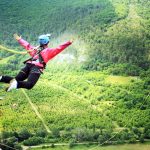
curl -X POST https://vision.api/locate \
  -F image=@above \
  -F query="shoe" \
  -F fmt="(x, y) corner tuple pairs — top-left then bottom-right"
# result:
(6, 79), (18, 92)
(0, 76), (2, 81)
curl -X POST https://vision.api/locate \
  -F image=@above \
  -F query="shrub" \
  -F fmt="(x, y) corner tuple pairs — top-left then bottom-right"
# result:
(18, 129), (31, 141)
(51, 143), (55, 148)
(23, 136), (44, 146)
(69, 139), (76, 148)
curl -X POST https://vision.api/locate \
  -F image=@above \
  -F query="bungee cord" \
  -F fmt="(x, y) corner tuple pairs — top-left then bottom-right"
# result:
(0, 45), (34, 55)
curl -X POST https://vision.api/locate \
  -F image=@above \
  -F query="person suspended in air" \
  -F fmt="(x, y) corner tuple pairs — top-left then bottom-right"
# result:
(0, 34), (73, 91)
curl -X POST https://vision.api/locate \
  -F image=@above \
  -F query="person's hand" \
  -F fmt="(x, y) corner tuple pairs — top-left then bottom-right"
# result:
(14, 33), (21, 41)
(70, 38), (75, 43)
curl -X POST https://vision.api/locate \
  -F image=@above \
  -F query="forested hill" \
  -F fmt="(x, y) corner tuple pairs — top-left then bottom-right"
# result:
(0, 0), (150, 69)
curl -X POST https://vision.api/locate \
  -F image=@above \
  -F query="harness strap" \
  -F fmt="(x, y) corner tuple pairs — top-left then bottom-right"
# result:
(23, 47), (46, 69)
(38, 53), (46, 69)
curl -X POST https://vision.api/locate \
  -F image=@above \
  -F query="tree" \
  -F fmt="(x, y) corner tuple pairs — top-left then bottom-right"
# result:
(139, 134), (145, 143)
(36, 130), (47, 138)
(52, 128), (60, 138)
(23, 136), (44, 146)
(18, 129), (31, 141)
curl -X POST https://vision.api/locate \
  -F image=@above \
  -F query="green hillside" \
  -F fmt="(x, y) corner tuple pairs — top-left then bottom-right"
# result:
(1, 69), (149, 131)
(0, 0), (150, 149)
(0, 0), (150, 66)
(0, 63), (150, 149)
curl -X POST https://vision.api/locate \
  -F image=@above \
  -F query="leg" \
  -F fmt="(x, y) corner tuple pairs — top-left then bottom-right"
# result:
(17, 73), (41, 89)
(15, 64), (30, 81)
(6, 65), (41, 91)
(0, 75), (13, 83)
(0, 64), (29, 83)
(17, 64), (41, 89)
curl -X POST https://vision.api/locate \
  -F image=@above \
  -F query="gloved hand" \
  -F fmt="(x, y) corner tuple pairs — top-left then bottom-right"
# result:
(14, 33), (21, 41)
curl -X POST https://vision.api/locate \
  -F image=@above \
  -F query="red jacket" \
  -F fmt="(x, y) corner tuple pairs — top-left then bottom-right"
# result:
(18, 38), (72, 68)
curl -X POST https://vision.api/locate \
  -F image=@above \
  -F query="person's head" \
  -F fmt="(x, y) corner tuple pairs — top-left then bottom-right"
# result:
(38, 34), (51, 47)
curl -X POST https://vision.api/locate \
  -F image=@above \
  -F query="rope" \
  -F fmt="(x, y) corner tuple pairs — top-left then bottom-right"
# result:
(89, 92), (150, 150)
(21, 89), (51, 133)
(0, 45), (27, 55)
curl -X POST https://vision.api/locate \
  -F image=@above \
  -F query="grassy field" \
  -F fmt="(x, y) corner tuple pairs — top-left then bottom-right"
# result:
(105, 75), (138, 85)
(31, 143), (150, 150)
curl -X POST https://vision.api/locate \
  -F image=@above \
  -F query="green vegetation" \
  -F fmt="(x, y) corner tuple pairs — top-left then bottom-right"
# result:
(0, 0), (150, 149)
(31, 143), (150, 150)
(0, 0), (150, 67)
(0, 64), (150, 149)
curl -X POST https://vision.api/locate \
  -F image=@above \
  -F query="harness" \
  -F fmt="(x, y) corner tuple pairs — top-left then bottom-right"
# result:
(23, 47), (46, 69)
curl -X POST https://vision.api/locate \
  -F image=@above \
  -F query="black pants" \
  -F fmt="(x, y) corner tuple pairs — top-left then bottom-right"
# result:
(0, 63), (41, 89)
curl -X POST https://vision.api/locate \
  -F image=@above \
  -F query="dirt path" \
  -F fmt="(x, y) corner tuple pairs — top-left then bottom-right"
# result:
(22, 142), (98, 150)
(21, 89), (51, 133)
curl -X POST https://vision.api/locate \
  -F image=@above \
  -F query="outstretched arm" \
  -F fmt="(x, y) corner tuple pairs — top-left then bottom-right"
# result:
(14, 33), (37, 56)
(47, 40), (73, 60)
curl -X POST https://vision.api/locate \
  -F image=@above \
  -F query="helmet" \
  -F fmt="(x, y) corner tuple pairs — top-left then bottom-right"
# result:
(38, 34), (50, 45)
